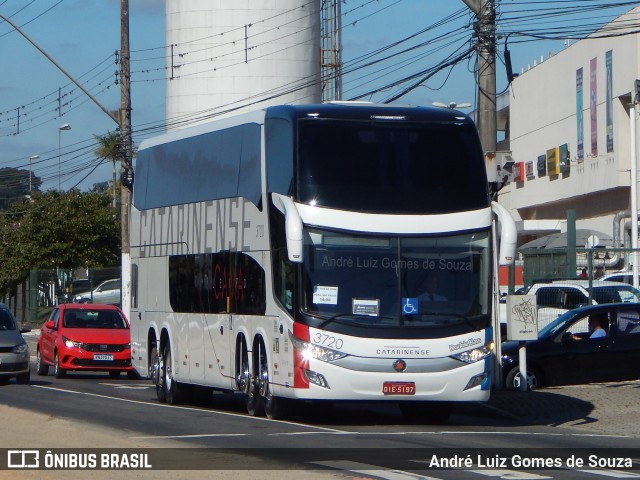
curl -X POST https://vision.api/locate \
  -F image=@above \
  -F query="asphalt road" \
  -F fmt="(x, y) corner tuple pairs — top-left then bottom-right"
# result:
(1, 331), (637, 479)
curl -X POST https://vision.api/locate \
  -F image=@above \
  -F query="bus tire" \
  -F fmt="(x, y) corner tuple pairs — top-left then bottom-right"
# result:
(399, 401), (452, 424)
(256, 338), (286, 420)
(237, 336), (263, 416)
(162, 339), (185, 405)
(151, 346), (165, 402)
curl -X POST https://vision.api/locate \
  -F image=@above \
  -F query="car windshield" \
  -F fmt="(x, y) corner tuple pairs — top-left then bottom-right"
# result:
(538, 310), (583, 339)
(64, 310), (127, 329)
(592, 285), (640, 303)
(0, 308), (17, 330)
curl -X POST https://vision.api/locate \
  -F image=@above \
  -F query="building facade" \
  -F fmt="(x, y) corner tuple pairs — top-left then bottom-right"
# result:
(498, 7), (640, 249)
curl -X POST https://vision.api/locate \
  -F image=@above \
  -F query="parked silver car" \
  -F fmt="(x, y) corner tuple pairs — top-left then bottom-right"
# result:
(74, 279), (121, 306)
(0, 303), (30, 384)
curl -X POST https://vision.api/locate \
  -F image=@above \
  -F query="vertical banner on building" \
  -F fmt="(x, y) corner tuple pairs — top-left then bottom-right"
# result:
(559, 144), (570, 173)
(537, 154), (547, 176)
(606, 50), (613, 152)
(576, 68), (584, 160)
(546, 147), (559, 176)
(590, 57), (598, 156)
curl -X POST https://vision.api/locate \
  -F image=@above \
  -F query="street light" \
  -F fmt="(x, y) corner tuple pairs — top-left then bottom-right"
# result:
(58, 123), (71, 191)
(28, 155), (39, 193)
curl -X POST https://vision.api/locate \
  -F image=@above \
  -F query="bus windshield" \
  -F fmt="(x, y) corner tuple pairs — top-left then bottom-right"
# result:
(300, 227), (491, 333)
(296, 119), (489, 214)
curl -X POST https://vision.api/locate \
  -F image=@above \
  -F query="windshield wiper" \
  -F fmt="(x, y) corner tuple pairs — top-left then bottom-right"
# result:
(416, 311), (482, 333)
(311, 312), (396, 329)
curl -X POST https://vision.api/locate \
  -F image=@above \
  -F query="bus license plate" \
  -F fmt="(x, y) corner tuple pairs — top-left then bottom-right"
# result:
(93, 354), (114, 361)
(382, 382), (415, 395)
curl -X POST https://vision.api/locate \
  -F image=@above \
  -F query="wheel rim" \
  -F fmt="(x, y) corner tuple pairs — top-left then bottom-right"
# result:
(236, 341), (252, 396)
(514, 370), (538, 390)
(54, 353), (59, 375)
(150, 348), (161, 385)
(164, 348), (173, 392)
(36, 350), (41, 371)
(257, 341), (269, 399)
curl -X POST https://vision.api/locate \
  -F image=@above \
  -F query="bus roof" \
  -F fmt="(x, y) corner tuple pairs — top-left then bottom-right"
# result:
(138, 102), (474, 152)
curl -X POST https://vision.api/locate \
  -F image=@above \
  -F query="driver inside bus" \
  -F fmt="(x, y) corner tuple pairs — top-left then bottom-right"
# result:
(419, 273), (448, 302)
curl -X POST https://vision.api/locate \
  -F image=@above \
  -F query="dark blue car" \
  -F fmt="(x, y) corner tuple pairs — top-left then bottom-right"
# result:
(501, 303), (640, 390)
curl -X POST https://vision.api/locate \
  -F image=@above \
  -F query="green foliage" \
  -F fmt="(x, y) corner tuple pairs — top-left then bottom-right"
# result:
(0, 190), (120, 294)
(0, 166), (43, 210)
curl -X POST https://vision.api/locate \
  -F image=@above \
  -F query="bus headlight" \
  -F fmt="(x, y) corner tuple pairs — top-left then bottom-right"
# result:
(450, 341), (494, 364)
(289, 331), (348, 363)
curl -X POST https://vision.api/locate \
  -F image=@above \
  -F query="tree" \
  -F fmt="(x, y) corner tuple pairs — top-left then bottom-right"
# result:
(94, 131), (122, 210)
(0, 167), (43, 210)
(0, 190), (120, 296)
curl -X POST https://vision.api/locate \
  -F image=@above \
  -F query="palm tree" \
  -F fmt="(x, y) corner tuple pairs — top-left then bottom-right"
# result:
(94, 131), (121, 209)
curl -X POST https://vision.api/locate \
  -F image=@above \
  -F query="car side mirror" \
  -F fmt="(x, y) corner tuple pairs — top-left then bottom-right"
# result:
(44, 320), (55, 329)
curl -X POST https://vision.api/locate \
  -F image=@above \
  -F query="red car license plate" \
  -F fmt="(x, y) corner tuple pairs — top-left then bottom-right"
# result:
(382, 382), (415, 395)
(93, 354), (114, 361)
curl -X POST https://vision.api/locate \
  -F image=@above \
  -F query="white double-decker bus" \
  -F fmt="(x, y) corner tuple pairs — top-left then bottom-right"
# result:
(130, 103), (516, 421)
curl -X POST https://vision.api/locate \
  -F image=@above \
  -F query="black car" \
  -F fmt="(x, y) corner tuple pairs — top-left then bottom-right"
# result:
(501, 303), (640, 390)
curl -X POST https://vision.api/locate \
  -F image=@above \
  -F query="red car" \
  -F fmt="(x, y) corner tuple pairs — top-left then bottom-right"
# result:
(36, 304), (136, 379)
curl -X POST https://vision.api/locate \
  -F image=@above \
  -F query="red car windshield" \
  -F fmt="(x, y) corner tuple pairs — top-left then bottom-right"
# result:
(64, 310), (127, 329)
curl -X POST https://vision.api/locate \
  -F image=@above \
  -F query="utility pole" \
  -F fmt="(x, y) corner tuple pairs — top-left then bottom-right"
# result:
(120, 0), (133, 320)
(462, 0), (497, 154)
(320, 0), (342, 101)
(0, 11), (128, 321)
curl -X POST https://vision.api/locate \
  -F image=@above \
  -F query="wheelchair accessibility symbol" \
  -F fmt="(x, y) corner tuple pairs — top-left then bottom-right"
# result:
(402, 298), (418, 314)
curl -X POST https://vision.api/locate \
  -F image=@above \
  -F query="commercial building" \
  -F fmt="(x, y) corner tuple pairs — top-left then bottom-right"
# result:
(498, 7), (640, 251)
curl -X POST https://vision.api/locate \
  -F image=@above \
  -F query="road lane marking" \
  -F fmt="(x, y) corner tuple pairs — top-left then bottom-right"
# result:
(30, 384), (347, 433)
(469, 470), (551, 479)
(98, 382), (154, 390)
(577, 470), (640, 478)
(312, 461), (441, 480)
(26, 386), (631, 440)
(131, 433), (250, 439)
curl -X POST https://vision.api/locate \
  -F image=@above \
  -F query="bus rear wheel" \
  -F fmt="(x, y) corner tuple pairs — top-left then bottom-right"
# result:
(236, 336), (263, 416)
(151, 346), (165, 402)
(256, 338), (285, 420)
(161, 339), (185, 405)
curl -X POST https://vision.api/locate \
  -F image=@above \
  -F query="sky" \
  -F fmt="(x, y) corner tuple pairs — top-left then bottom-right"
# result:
(1, 0), (638, 193)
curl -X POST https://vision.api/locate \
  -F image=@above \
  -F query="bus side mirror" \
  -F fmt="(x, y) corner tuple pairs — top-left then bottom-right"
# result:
(272, 193), (304, 263)
(492, 201), (517, 266)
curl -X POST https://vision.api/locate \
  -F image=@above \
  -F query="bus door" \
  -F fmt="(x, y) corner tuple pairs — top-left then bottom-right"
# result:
(202, 312), (235, 389)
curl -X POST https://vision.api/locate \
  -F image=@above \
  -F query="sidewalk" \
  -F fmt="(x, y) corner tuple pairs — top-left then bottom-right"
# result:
(476, 380), (640, 436)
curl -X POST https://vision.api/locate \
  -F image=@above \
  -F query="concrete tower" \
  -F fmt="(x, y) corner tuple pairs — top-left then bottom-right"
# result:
(165, 1), (321, 124)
